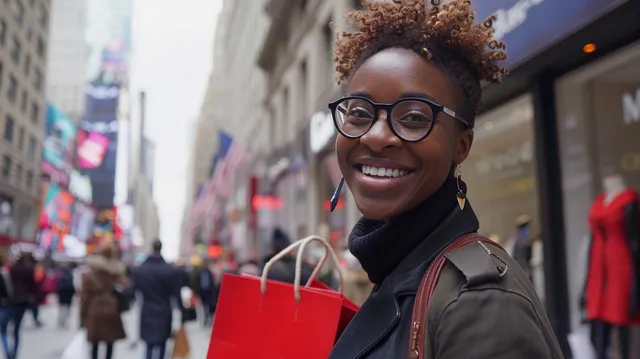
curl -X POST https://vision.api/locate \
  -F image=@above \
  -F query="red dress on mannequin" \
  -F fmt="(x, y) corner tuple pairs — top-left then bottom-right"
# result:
(586, 189), (640, 325)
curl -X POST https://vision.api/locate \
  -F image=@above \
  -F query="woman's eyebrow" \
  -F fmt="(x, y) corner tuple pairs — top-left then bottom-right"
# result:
(347, 91), (436, 102)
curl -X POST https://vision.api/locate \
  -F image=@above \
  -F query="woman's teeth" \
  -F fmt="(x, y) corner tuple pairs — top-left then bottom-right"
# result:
(360, 165), (409, 178)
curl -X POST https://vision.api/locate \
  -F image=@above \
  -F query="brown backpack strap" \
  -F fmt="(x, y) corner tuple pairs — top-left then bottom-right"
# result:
(407, 233), (507, 359)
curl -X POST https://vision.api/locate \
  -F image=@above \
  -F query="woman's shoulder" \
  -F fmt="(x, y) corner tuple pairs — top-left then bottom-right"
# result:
(421, 242), (563, 357)
(428, 241), (546, 323)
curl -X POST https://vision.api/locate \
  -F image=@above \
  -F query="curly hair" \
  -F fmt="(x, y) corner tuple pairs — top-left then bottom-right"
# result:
(334, 0), (509, 126)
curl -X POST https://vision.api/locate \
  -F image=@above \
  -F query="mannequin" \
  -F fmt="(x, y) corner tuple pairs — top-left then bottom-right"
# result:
(584, 173), (640, 359)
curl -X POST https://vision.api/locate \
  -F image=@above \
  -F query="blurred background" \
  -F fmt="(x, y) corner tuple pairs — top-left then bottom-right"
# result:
(0, 0), (639, 357)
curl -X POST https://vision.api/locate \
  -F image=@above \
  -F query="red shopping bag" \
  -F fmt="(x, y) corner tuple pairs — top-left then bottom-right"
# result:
(207, 236), (359, 359)
(309, 279), (359, 340)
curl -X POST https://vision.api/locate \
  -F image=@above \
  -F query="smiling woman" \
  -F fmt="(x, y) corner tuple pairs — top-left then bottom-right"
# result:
(326, 1), (564, 359)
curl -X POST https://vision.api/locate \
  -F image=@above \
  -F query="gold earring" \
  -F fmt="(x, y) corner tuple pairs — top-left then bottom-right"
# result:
(455, 165), (466, 210)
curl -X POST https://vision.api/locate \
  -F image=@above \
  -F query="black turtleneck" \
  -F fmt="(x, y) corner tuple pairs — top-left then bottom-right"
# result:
(348, 176), (459, 284)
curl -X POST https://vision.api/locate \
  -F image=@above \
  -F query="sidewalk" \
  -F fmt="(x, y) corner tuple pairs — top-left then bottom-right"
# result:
(20, 299), (211, 359)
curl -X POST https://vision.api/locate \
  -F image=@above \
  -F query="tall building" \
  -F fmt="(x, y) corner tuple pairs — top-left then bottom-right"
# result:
(46, 0), (87, 123)
(253, 0), (363, 253)
(179, 2), (233, 258)
(0, 0), (52, 239)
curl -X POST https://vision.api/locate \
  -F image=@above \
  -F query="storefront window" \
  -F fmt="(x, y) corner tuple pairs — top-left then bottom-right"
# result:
(556, 41), (640, 334)
(465, 95), (544, 300)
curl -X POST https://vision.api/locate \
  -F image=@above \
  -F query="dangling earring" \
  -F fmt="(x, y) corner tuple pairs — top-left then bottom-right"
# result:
(330, 177), (345, 212)
(455, 165), (466, 210)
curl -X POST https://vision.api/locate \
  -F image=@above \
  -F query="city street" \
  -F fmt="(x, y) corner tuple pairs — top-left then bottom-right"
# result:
(19, 299), (211, 359)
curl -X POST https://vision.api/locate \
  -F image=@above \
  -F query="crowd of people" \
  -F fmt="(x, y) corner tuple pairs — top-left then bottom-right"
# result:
(0, 226), (323, 359)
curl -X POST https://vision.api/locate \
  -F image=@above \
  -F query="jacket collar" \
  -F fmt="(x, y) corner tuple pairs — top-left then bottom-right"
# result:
(144, 252), (165, 264)
(389, 203), (479, 295)
(329, 204), (479, 359)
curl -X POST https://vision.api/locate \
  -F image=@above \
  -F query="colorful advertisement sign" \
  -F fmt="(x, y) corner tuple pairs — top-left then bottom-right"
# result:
(77, 130), (110, 169)
(39, 183), (74, 251)
(79, 83), (120, 209)
(43, 105), (77, 169)
(42, 105), (77, 186)
(69, 201), (96, 243)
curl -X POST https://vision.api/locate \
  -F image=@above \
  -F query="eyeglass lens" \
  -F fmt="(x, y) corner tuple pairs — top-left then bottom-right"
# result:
(334, 98), (435, 141)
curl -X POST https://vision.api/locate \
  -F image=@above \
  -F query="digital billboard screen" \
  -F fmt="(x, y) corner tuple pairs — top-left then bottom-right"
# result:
(79, 83), (120, 209)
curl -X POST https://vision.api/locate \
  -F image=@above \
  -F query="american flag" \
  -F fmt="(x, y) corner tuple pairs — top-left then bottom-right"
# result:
(213, 139), (246, 199)
(188, 132), (246, 239)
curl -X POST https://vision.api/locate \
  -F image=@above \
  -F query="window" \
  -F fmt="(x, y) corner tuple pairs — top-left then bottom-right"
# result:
(300, 59), (308, 115)
(36, 37), (44, 58)
(0, 19), (6, 46)
(20, 89), (27, 113)
(7, 75), (17, 103)
(322, 22), (333, 82)
(10, 37), (20, 64)
(30, 102), (39, 123)
(14, 164), (21, 182)
(283, 87), (290, 138)
(33, 68), (42, 91)
(25, 170), (32, 188)
(4, 115), (14, 142)
(1, 156), (10, 178)
(27, 136), (36, 158)
(12, 0), (25, 26)
(38, 4), (48, 28)
(23, 54), (30, 76)
(17, 126), (23, 150)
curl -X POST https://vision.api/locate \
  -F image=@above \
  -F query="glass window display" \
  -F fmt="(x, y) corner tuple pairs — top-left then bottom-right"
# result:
(464, 95), (544, 300)
(556, 40), (640, 358)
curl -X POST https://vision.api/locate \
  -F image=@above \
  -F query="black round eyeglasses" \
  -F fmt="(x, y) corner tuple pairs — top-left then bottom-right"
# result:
(328, 96), (470, 142)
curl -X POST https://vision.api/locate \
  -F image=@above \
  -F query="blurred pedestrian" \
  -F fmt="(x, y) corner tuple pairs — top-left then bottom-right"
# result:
(133, 239), (184, 359)
(55, 262), (76, 328)
(5, 252), (37, 359)
(30, 259), (45, 328)
(191, 259), (216, 327)
(238, 260), (261, 277)
(0, 253), (12, 359)
(80, 244), (127, 359)
(260, 228), (312, 285)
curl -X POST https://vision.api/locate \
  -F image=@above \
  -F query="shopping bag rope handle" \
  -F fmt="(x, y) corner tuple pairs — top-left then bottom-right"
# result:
(260, 235), (344, 302)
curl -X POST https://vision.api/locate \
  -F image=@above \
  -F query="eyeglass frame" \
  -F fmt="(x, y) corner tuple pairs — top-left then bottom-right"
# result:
(328, 96), (470, 143)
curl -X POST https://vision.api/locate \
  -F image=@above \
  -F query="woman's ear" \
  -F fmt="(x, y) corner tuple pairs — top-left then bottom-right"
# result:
(453, 129), (474, 165)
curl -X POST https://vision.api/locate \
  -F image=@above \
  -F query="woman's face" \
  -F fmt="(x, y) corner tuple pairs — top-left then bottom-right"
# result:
(336, 48), (473, 220)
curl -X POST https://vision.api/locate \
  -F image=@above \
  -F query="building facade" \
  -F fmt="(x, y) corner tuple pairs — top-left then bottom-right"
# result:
(253, 0), (363, 253)
(0, 0), (51, 240)
(46, 0), (87, 123)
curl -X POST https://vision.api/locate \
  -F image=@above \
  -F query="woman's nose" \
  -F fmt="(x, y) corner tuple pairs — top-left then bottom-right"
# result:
(359, 111), (402, 152)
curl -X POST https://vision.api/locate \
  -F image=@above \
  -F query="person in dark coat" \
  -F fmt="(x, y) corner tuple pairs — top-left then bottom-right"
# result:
(56, 262), (76, 328)
(0, 253), (14, 359)
(134, 239), (184, 359)
(6, 253), (37, 359)
(261, 228), (313, 285)
(80, 244), (127, 359)
(192, 260), (216, 327)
